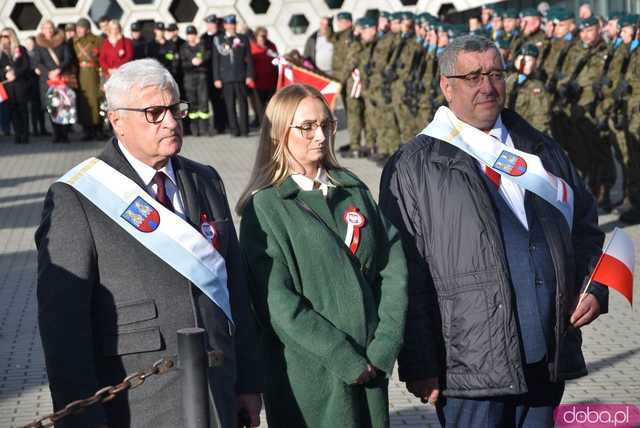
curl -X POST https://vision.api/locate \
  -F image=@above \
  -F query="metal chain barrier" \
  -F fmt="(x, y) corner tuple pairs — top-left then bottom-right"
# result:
(20, 357), (175, 428)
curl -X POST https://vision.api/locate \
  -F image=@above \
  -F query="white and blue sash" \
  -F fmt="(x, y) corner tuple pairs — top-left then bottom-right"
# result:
(58, 157), (233, 322)
(421, 107), (574, 229)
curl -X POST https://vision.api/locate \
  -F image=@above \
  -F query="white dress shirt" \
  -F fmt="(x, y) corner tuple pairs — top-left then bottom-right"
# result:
(291, 167), (335, 197)
(483, 115), (528, 230)
(118, 141), (186, 219)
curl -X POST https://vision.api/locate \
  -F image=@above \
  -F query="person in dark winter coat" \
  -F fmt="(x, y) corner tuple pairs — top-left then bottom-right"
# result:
(31, 20), (74, 143)
(25, 36), (47, 136)
(237, 84), (408, 428)
(0, 28), (31, 144)
(212, 15), (255, 137)
(379, 35), (607, 428)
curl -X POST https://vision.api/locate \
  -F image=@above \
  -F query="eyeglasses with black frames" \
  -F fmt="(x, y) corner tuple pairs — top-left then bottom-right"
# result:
(445, 69), (506, 87)
(113, 101), (190, 124)
(289, 119), (337, 139)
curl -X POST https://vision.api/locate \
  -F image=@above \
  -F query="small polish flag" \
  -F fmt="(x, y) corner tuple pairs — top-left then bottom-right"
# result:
(0, 83), (8, 103)
(589, 228), (635, 305)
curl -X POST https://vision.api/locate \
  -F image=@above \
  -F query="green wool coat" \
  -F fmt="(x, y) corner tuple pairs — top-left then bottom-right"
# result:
(239, 169), (408, 428)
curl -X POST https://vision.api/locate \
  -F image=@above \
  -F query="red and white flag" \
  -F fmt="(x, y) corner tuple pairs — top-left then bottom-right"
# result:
(275, 57), (341, 110)
(590, 227), (635, 305)
(0, 83), (8, 103)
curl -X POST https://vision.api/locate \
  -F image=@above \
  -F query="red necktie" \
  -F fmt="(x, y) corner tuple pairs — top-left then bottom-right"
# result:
(152, 171), (174, 212)
(484, 166), (501, 189)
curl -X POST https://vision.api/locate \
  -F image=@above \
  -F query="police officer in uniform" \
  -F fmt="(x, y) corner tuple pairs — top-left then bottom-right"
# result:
(212, 15), (255, 137)
(181, 25), (211, 137)
(130, 21), (147, 59)
(201, 14), (227, 134)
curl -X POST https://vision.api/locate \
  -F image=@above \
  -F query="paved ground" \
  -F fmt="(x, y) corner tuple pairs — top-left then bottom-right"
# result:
(0, 130), (638, 428)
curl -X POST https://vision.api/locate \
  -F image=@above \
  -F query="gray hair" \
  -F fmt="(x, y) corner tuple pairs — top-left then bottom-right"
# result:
(437, 34), (503, 76)
(104, 59), (179, 110)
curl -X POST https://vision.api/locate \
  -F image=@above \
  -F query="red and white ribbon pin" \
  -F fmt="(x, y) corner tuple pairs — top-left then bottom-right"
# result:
(200, 212), (220, 250)
(343, 207), (365, 255)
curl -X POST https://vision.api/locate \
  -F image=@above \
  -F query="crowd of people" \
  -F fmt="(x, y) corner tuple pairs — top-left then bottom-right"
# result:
(0, 13), (279, 144)
(295, 5), (640, 226)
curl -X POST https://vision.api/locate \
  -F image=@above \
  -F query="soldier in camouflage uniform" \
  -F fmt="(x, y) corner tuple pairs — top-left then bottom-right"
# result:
(387, 12), (422, 144)
(505, 44), (552, 135)
(511, 8), (548, 70)
(498, 8), (521, 63)
(557, 16), (611, 203)
(618, 16), (640, 223)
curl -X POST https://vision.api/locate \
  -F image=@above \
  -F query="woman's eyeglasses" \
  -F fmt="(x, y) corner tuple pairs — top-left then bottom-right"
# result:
(113, 101), (189, 124)
(290, 119), (337, 139)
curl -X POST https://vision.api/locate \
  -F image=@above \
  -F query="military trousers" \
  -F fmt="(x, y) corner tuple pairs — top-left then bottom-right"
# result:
(345, 95), (365, 150)
(77, 67), (101, 127)
(222, 82), (249, 136)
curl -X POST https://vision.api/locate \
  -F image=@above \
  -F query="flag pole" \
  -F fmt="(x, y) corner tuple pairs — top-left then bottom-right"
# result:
(576, 228), (618, 309)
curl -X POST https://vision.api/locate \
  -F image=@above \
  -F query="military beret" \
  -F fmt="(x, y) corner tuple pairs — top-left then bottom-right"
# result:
(608, 11), (624, 20)
(205, 14), (217, 23)
(481, 4), (495, 11)
(520, 7), (541, 18)
(495, 38), (511, 49)
(390, 12), (403, 22)
(402, 11), (415, 21)
(519, 43), (540, 57)
(491, 6), (504, 16)
(64, 23), (76, 31)
(154, 22), (165, 30)
(380, 11), (391, 19)
(76, 18), (91, 29)
(337, 12), (353, 21)
(448, 24), (468, 39)
(552, 8), (575, 23)
(577, 15), (598, 30)
(186, 25), (198, 35)
(223, 14), (236, 24)
(618, 14), (637, 28)
(130, 22), (141, 32)
(437, 23), (449, 32)
(356, 16), (376, 29)
(501, 8), (519, 19)
(166, 23), (178, 31)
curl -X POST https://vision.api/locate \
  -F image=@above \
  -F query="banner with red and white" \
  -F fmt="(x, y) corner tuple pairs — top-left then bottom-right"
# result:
(0, 82), (8, 104)
(275, 57), (341, 110)
(590, 227), (635, 305)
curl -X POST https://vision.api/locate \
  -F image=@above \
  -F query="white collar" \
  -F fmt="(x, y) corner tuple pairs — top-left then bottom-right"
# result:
(488, 114), (509, 145)
(118, 141), (177, 187)
(291, 168), (335, 192)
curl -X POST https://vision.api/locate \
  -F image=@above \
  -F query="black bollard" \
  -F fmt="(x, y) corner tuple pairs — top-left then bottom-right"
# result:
(177, 328), (210, 428)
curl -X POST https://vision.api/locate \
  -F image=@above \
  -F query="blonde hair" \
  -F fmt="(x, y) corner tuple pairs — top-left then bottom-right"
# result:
(1, 28), (19, 58)
(236, 84), (341, 215)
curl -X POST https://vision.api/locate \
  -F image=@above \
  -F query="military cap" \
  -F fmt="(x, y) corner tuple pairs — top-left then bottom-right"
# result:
(64, 23), (76, 31)
(166, 23), (178, 31)
(552, 8), (575, 23)
(337, 12), (353, 21)
(186, 24), (198, 34)
(154, 22), (165, 30)
(130, 22), (141, 32)
(501, 8), (519, 19)
(76, 18), (91, 29)
(577, 15), (598, 30)
(364, 8), (380, 20)
(618, 14), (637, 28)
(380, 11), (391, 19)
(481, 4), (496, 11)
(356, 16), (376, 29)
(205, 14), (217, 23)
(390, 12), (403, 22)
(520, 7), (541, 18)
(448, 24), (468, 39)
(608, 11), (624, 20)
(519, 43), (540, 57)
(223, 14), (237, 24)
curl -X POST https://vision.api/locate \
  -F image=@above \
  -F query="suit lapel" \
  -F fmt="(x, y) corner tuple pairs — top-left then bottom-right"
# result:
(97, 138), (147, 189)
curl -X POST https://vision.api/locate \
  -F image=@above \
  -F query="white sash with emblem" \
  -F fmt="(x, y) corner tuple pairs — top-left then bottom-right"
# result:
(421, 106), (574, 229)
(57, 157), (233, 322)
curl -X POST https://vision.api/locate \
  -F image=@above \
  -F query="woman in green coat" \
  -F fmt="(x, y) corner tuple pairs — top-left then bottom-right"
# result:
(237, 83), (408, 428)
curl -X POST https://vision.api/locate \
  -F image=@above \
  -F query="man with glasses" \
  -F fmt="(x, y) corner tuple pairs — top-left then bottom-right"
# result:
(36, 59), (263, 428)
(380, 35), (607, 427)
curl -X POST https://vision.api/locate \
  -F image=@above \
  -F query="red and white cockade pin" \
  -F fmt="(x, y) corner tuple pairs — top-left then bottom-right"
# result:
(343, 207), (366, 255)
(200, 212), (220, 251)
